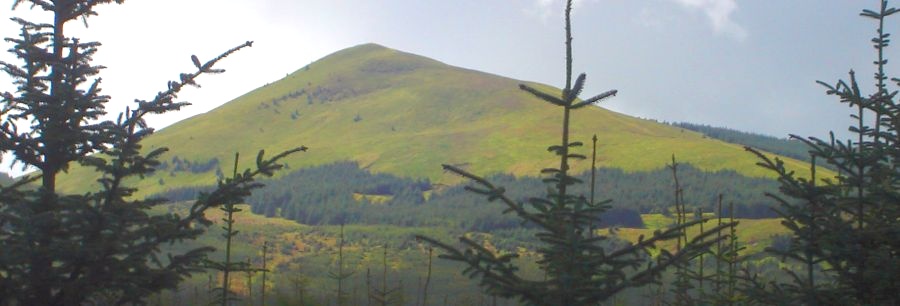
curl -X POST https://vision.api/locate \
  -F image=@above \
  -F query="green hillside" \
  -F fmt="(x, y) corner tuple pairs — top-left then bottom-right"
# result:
(152, 202), (789, 305)
(670, 122), (817, 164)
(57, 43), (820, 195)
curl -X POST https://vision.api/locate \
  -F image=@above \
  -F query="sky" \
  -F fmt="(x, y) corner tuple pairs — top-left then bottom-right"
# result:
(0, 0), (894, 175)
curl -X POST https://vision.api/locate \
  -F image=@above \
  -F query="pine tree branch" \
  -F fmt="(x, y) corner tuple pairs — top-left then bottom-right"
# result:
(519, 84), (566, 107)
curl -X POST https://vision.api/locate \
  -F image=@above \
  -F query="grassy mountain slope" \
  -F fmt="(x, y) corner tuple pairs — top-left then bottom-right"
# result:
(670, 122), (815, 163)
(57, 43), (819, 195)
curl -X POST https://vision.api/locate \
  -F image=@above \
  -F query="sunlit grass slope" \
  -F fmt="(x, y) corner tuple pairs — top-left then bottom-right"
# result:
(57, 43), (822, 195)
(613, 214), (789, 256)
(156, 203), (784, 297)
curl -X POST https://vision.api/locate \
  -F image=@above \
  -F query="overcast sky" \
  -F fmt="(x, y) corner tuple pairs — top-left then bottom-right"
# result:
(0, 0), (894, 174)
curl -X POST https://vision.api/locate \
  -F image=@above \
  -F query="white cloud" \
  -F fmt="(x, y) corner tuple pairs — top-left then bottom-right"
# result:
(671, 0), (747, 41)
(636, 7), (671, 30)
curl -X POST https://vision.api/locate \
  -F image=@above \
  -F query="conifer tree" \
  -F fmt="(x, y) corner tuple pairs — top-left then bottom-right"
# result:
(328, 223), (354, 306)
(245, 258), (255, 306)
(204, 154), (254, 306)
(416, 1), (732, 305)
(588, 134), (598, 238)
(0, 1), (304, 304)
(668, 156), (695, 306)
(724, 201), (742, 305)
(369, 243), (402, 306)
(421, 247), (434, 306)
(287, 266), (309, 305)
(745, 1), (900, 304)
(260, 240), (269, 306)
(692, 208), (705, 302)
(666, 157), (729, 306)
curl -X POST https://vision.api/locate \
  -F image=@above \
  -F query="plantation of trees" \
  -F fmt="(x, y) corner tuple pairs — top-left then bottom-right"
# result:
(156, 161), (781, 230)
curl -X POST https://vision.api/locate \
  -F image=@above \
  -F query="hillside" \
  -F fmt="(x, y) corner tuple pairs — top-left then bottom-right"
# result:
(670, 122), (816, 164)
(56, 43), (821, 195)
(154, 202), (789, 305)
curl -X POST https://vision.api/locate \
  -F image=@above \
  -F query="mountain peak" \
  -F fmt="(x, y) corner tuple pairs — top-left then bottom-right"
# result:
(349, 42), (391, 51)
(57, 42), (821, 196)
(304, 43), (445, 77)
(325, 43), (392, 58)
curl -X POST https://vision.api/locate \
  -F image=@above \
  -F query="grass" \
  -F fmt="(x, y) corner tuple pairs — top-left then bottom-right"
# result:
(160, 202), (786, 268)
(54, 43), (829, 197)
(351, 193), (392, 204)
(151, 201), (791, 305)
(608, 214), (788, 256)
(153, 202), (529, 305)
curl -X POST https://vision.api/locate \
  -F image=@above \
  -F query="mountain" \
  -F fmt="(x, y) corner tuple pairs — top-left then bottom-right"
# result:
(57, 43), (819, 195)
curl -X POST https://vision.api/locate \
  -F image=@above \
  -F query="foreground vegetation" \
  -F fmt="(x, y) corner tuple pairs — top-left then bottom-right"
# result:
(0, 1), (302, 304)
(147, 202), (790, 306)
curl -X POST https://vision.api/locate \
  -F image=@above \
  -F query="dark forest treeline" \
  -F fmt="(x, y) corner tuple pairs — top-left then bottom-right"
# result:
(154, 161), (780, 232)
(670, 122), (815, 163)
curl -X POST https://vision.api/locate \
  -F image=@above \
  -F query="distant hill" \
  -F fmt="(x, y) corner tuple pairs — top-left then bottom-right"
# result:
(55, 43), (823, 195)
